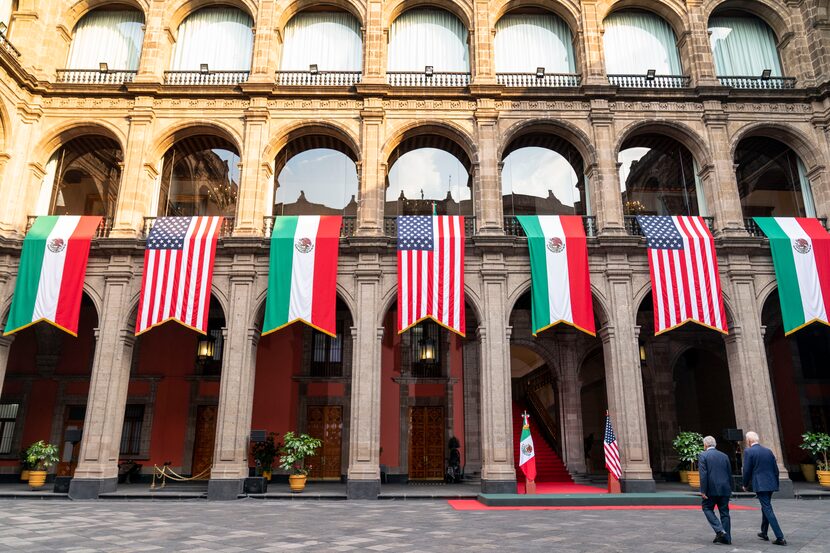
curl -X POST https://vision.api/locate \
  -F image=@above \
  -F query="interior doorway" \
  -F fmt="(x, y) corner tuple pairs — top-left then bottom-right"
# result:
(408, 406), (445, 480)
(306, 405), (343, 480)
(191, 405), (217, 478)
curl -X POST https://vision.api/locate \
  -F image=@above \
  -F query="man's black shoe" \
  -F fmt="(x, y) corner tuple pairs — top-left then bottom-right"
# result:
(758, 533), (770, 541)
(714, 532), (729, 544)
(772, 538), (787, 546)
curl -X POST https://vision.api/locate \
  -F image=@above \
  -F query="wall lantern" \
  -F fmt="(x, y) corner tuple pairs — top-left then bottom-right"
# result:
(419, 337), (437, 363)
(99, 62), (109, 73)
(309, 64), (319, 75)
(424, 65), (434, 78)
(535, 67), (545, 79)
(761, 69), (772, 80)
(196, 334), (216, 362)
(200, 63), (210, 74)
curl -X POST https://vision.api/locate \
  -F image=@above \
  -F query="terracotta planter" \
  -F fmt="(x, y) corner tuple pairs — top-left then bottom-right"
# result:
(678, 470), (689, 483)
(288, 474), (307, 493)
(28, 470), (47, 489)
(687, 470), (701, 489)
(262, 470), (272, 482)
(800, 463), (817, 483)
(818, 470), (830, 488)
(20, 469), (30, 482)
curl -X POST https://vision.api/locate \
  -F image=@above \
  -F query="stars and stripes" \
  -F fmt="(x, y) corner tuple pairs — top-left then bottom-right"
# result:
(604, 413), (622, 481)
(397, 215), (465, 336)
(136, 216), (223, 335)
(637, 216), (728, 335)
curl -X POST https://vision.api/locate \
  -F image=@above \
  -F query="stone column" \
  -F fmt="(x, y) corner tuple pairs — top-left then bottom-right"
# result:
(247, 1), (277, 83)
(110, 99), (155, 238)
(558, 335), (586, 474)
(589, 104), (626, 235)
(356, 103), (385, 236)
(69, 266), (136, 499)
(579, 1), (607, 86)
(361, 1), (385, 84)
(0, 104), (41, 236)
(474, 102), (502, 235)
(600, 272), (655, 492)
(346, 262), (384, 498)
(686, 0), (720, 86)
(702, 105), (745, 236)
(0, 335), (15, 399)
(462, 338), (482, 476)
(479, 256), (516, 493)
(208, 266), (258, 500)
(233, 102), (270, 237)
(133, 1), (166, 83)
(471, 1), (495, 84)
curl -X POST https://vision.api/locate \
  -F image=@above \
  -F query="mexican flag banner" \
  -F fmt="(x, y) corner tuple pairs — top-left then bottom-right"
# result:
(519, 412), (537, 482)
(263, 215), (342, 337)
(754, 217), (830, 334)
(5, 215), (101, 336)
(517, 215), (595, 336)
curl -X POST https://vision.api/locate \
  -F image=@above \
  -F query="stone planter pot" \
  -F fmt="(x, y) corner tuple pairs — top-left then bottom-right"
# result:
(817, 470), (830, 488)
(678, 470), (689, 483)
(687, 470), (701, 489)
(800, 463), (817, 483)
(289, 474), (307, 493)
(20, 469), (30, 482)
(28, 470), (47, 489)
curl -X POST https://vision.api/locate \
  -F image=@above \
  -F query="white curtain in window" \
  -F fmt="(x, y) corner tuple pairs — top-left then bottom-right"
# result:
(708, 16), (782, 77)
(692, 159), (709, 217)
(387, 9), (469, 72)
(171, 7), (253, 70)
(0, 0), (12, 27)
(494, 14), (575, 73)
(280, 12), (362, 71)
(603, 11), (681, 74)
(66, 10), (145, 70)
(35, 153), (59, 215)
(796, 158), (817, 217)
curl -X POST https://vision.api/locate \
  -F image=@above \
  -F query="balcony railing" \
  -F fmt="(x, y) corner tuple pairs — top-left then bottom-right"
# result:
(624, 215), (715, 236)
(0, 29), (20, 58)
(56, 69), (137, 85)
(718, 76), (796, 90)
(387, 71), (471, 87)
(264, 216), (357, 238)
(142, 217), (235, 238)
(608, 74), (691, 88)
(504, 216), (597, 238)
(163, 71), (249, 86)
(744, 217), (828, 237)
(276, 71), (361, 87)
(496, 73), (581, 87)
(26, 216), (112, 238)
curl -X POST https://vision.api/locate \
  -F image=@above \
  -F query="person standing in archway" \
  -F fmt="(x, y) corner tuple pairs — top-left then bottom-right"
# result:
(699, 436), (732, 545)
(743, 431), (787, 546)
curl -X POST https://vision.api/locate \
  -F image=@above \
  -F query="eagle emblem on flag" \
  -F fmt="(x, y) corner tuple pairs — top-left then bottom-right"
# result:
(47, 238), (66, 253)
(294, 237), (314, 254)
(793, 238), (811, 254)
(521, 443), (534, 456)
(546, 236), (564, 253)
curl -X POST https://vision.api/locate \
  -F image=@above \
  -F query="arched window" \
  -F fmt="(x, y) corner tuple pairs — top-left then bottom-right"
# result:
(157, 136), (240, 218)
(494, 13), (575, 74)
(35, 135), (122, 219)
(387, 9), (469, 73)
(65, 7), (144, 70)
(0, 0), (15, 29)
(735, 137), (816, 218)
(618, 134), (706, 216)
(603, 11), (682, 77)
(709, 14), (786, 87)
(280, 12), (362, 72)
(170, 7), (253, 72)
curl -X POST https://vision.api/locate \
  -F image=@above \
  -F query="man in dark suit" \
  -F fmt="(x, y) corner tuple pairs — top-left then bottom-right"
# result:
(699, 435), (732, 545)
(742, 431), (787, 546)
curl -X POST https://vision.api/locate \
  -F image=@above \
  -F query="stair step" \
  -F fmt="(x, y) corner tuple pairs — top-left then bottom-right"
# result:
(512, 401), (573, 483)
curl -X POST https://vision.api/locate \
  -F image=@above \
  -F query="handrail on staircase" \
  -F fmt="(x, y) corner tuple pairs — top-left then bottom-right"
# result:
(525, 389), (562, 459)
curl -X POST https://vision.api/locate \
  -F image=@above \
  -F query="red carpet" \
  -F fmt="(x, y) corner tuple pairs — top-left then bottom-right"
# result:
(513, 401), (571, 483)
(516, 482), (606, 494)
(448, 500), (759, 512)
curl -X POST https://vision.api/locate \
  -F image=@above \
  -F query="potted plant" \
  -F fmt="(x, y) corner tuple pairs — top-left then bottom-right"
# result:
(24, 441), (59, 489)
(672, 431), (704, 489)
(251, 432), (279, 481)
(676, 460), (691, 484)
(799, 456), (817, 483)
(800, 432), (830, 487)
(19, 450), (31, 482)
(278, 431), (322, 492)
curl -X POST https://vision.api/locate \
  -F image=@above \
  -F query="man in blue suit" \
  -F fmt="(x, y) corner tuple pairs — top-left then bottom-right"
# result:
(742, 431), (787, 546)
(698, 436), (732, 545)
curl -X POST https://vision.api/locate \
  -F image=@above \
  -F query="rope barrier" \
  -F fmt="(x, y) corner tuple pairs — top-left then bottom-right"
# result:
(150, 464), (211, 489)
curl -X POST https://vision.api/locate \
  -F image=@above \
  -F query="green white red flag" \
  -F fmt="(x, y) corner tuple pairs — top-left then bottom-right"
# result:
(5, 216), (101, 336)
(519, 411), (537, 482)
(754, 217), (830, 334)
(263, 215), (342, 337)
(516, 215), (595, 336)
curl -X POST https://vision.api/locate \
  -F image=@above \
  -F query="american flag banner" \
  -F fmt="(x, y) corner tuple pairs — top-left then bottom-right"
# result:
(136, 217), (223, 335)
(397, 216), (465, 336)
(637, 216), (728, 335)
(604, 413), (622, 481)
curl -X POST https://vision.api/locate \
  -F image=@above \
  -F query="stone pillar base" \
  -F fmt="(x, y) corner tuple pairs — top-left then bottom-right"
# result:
(207, 478), (243, 500)
(481, 479), (517, 494)
(68, 477), (117, 499)
(620, 478), (656, 493)
(347, 479), (380, 499)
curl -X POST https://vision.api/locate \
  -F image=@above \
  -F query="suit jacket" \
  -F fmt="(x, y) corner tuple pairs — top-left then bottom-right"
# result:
(742, 444), (779, 493)
(699, 447), (733, 497)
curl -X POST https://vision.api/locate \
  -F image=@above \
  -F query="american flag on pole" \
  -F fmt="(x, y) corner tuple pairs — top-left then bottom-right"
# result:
(637, 216), (728, 335)
(397, 216), (465, 336)
(136, 216), (223, 335)
(604, 413), (622, 481)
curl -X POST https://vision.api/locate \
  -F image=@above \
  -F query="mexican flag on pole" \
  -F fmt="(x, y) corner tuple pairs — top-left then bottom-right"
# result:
(5, 215), (101, 336)
(516, 215), (595, 336)
(754, 217), (830, 334)
(263, 215), (342, 337)
(519, 412), (537, 482)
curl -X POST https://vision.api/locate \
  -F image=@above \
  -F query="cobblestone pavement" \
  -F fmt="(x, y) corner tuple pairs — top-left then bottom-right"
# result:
(0, 499), (828, 553)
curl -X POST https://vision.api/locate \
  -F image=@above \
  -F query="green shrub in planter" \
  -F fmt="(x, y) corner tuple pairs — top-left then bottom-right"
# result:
(672, 431), (704, 471)
(800, 432), (830, 471)
(278, 432), (322, 476)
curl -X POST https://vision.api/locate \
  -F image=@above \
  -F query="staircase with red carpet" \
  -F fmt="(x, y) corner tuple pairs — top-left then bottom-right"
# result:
(513, 401), (572, 483)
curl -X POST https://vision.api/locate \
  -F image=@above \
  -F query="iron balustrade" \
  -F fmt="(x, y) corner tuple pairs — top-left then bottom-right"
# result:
(276, 71), (361, 87)
(387, 71), (471, 87)
(608, 74), (691, 88)
(265, 216), (474, 237)
(56, 69), (137, 85)
(26, 216), (112, 238)
(0, 29), (20, 58)
(718, 76), (796, 90)
(744, 217), (828, 237)
(264, 216), (357, 238)
(504, 216), (597, 238)
(163, 71), (249, 86)
(496, 73), (581, 87)
(142, 217), (235, 238)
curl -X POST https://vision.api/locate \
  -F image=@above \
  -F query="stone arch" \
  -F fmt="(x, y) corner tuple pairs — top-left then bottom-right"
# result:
(375, 283), (482, 329)
(382, 120), (478, 170)
(383, 0), (474, 30)
(509, 337), (562, 379)
(499, 118), (597, 168)
(730, 121), (822, 171)
(598, 0), (690, 41)
(263, 120), (361, 166)
(63, 0), (148, 32)
(613, 120), (711, 167)
(0, 289), (101, 328)
(274, 0), (366, 31)
(122, 287), (230, 336)
(491, 0), (582, 35)
(703, 0), (792, 42)
(250, 285), (356, 334)
(633, 280), (738, 331)
(0, 96), (12, 154)
(506, 277), (611, 329)
(33, 121), (127, 167)
(166, 0), (257, 33)
(150, 120), (244, 161)
(757, 280), (780, 321)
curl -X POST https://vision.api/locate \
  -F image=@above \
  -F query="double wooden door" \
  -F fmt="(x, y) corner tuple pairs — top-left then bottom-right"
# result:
(306, 405), (342, 479)
(408, 406), (445, 480)
(58, 405), (86, 477)
(191, 405), (217, 478)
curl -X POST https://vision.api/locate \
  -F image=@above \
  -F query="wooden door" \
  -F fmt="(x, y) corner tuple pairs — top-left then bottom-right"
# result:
(408, 406), (445, 480)
(191, 405), (217, 479)
(58, 405), (86, 477)
(306, 405), (342, 479)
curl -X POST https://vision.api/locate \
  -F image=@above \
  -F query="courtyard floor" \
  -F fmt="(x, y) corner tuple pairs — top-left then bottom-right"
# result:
(0, 498), (829, 552)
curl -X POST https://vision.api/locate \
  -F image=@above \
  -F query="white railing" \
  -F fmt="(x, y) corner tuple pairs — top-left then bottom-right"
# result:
(56, 69), (137, 85)
(276, 71), (361, 86)
(718, 76), (796, 89)
(496, 73), (581, 87)
(608, 74), (691, 88)
(0, 30), (20, 58)
(387, 71), (471, 87)
(163, 71), (249, 86)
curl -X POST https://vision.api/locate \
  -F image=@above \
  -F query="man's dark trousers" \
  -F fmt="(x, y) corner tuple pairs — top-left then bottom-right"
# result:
(699, 446), (733, 542)
(702, 495), (731, 540)
(757, 491), (784, 540)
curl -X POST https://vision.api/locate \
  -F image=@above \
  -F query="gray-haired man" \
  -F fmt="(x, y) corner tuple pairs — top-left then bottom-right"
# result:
(699, 435), (733, 545)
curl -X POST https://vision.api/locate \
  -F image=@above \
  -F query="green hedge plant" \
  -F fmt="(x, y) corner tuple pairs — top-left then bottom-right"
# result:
(800, 432), (830, 471)
(672, 431), (704, 471)
(25, 441), (59, 471)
